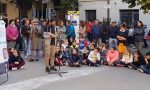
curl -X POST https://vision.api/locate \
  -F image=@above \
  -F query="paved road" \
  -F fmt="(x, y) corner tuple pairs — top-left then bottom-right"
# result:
(0, 48), (149, 90)
(0, 59), (150, 90)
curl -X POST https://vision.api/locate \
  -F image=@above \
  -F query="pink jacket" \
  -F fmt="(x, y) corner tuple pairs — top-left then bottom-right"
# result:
(107, 50), (119, 63)
(6, 25), (19, 41)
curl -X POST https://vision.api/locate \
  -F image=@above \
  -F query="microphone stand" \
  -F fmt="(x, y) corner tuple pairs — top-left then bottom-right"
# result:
(49, 35), (68, 77)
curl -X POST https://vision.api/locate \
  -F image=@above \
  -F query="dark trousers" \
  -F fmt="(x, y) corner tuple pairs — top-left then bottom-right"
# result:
(87, 59), (101, 66)
(15, 36), (23, 50)
(117, 61), (130, 67)
(129, 63), (139, 70)
(67, 36), (75, 46)
(9, 61), (25, 70)
(87, 32), (92, 42)
(128, 36), (134, 45)
(143, 39), (148, 47)
(140, 65), (150, 74)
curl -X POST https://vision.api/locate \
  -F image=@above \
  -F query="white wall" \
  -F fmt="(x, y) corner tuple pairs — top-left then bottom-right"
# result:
(79, 0), (107, 21)
(79, 0), (150, 29)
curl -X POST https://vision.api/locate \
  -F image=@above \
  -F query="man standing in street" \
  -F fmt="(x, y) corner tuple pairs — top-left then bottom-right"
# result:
(43, 20), (58, 73)
(108, 22), (119, 49)
(91, 20), (103, 46)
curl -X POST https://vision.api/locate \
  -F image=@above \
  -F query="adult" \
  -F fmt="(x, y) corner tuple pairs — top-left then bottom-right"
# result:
(134, 21), (145, 49)
(86, 21), (92, 42)
(79, 20), (86, 38)
(66, 20), (76, 46)
(2, 14), (8, 28)
(15, 18), (23, 51)
(143, 25), (149, 48)
(6, 19), (19, 48)
(30, 19), (42, 62)
(108, 22), (119, 49)
(91, 20), (103, 46)
(43, 20), (58, 73)
(21, 19), (31, 58)
(57, 20), (66, 46)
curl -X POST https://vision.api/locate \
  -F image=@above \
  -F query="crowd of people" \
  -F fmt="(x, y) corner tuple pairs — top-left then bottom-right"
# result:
(2, 17), (150, 74)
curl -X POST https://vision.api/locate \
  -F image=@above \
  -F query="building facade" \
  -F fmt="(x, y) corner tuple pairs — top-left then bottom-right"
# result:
(0, 0), (55, 20)
(0, 0), (19, 20)
(79, 0), (150, 29)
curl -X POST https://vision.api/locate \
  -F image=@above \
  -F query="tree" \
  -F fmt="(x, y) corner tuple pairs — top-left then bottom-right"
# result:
(53, 0), (78, 13)
(9, 0), (32, 18)
(122, 0), (150, 13)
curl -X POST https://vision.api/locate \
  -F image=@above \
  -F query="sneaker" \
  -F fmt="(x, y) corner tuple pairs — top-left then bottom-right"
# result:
(128, 66), (132, 69)
(131, 46), (136, 49)
(94, 64), (100, 67)
(24, 56), (28, 59)
(137, 69), (144, 73)
(75, 64), (80, 67)
(50, 66), (57, 71)
(20, 66), (24, 69)
(36, 59), (39, 61)
(45, 67), (50, 73)
(11, 68), (17, 71)
(29, 58), (34, 62)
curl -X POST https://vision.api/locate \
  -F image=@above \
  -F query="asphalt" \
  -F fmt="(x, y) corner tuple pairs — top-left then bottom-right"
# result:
(0, 48), (149, 90)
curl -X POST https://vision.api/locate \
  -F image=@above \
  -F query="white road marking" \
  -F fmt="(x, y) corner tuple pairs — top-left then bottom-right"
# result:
(0, 67), (108, 90)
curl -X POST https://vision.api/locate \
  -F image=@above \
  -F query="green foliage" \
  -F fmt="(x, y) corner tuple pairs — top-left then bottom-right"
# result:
(55, 0), (78, 13)
(9, 0), (32, 17)
(122, 0), (150, 13)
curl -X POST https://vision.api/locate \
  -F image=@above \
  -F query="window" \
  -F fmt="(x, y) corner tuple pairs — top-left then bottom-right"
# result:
(120, 9), (139, 25)
(0, 3), (7, 15)
(85, 10), (96, 21)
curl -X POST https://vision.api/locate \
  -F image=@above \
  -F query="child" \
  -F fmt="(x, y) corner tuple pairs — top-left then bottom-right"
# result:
(106, 47), (119, 66)
(87, 47), (101, 67)
(78, 36), (89, 53)
(117, 24), (129, 59)
(61, 39), (68, 50)
(69, 41), (79, 54)
(128, 25), (135, 47)
(54, 47), (63, 66)
(8, 49), (25, 70)
(61, 46), (70, 65)
(81, 47), (89, 65)
(129, 51), (146, 70)
(100, 44), (108, 64)
(89, 44), (95, 51)
(140, 52), (150, 74)
(68, 48), (82, 67)
(117, 48), (133, 67)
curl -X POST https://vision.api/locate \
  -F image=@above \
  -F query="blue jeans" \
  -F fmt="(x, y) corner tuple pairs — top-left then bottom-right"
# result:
(109, 38), (117, 49)
(140, 65), (150, 74)
(23, 37), (30, 56)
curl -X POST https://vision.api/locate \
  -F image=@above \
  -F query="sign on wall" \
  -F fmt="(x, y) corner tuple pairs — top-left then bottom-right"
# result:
(67, 11), (80, 42)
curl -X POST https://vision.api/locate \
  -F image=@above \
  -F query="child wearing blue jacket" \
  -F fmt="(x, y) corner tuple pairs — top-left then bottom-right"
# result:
(68, 48), (82, 67)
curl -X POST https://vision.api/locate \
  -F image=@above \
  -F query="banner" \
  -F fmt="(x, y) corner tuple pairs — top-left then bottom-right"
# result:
(0, 19), (8, 84)
(67, 11), (80, 43)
